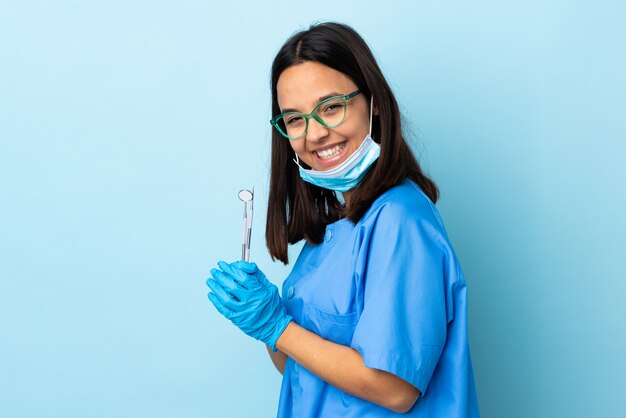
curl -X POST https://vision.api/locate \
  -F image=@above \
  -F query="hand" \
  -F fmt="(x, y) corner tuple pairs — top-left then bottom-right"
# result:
(206, 260), (292, 351)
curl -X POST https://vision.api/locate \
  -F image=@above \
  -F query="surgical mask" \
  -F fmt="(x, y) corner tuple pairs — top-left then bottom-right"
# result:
(293, 96), (380, 192)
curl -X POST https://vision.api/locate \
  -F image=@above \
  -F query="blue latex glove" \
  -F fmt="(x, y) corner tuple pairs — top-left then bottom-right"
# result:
(206, 260), (292, 351)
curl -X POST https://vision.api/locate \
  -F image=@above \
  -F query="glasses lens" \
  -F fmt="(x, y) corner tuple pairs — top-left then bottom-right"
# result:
(278, 113), (306, 138)
(316, 98), (347, 128)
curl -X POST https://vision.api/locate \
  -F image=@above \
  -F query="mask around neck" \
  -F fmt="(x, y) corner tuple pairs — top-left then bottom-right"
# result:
(293, 96), (380, 193)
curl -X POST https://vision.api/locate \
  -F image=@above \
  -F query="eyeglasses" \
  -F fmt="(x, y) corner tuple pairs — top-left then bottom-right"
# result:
(270, 90), (361, 140)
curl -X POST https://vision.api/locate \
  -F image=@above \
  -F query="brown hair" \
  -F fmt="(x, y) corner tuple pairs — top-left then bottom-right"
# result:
(267, 22), (439, 264)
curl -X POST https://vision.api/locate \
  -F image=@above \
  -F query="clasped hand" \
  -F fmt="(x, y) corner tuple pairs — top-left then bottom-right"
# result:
(206, 260), (292, 351)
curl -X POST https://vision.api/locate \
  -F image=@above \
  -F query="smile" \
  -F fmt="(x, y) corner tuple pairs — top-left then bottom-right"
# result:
(315, 143), (346, 160)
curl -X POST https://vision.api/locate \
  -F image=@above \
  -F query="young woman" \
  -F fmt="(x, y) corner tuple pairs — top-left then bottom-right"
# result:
(206, 22), (480, 417)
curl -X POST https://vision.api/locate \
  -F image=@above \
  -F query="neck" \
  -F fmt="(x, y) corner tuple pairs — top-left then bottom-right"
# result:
(341, 190), (353, 208)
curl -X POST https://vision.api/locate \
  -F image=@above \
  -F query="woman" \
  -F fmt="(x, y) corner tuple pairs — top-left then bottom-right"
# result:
(206, 22), (480, 417)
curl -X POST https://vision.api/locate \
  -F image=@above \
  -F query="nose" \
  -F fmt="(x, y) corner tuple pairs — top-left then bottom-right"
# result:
(305, 117), (330, 144)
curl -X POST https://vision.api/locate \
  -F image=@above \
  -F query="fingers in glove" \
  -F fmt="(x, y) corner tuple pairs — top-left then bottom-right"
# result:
(231, 260), (258, 274)
(217, 260), (245, 284)
(218, 260), (263, 291)
(231, 260), (273, 288)
(209, 268), (250, 301)
(206, 277), (242, 309)
(208, 291), (234, 319)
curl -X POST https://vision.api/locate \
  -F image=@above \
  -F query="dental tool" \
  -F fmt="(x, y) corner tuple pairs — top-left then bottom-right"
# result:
(238, 188), (254, 262)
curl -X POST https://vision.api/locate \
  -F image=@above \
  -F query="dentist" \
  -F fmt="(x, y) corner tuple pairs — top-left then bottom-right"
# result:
(206, 22), (480, 417)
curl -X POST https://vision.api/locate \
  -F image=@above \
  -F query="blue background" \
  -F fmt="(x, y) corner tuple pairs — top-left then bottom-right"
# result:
(1, 1), (625, 417)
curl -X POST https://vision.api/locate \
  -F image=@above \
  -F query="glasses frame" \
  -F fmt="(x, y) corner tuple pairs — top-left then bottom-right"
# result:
(270, 89), (361, 140)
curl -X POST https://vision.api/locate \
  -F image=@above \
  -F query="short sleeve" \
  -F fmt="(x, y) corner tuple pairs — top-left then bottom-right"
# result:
(350, 199), (450, 395)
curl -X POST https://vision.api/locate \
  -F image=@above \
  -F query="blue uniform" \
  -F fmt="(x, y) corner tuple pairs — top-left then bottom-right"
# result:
(277, 180), (480, 417)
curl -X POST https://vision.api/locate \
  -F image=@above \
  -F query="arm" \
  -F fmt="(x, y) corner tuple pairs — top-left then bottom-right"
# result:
(265, 344), (287, 375)
(276, 322), (421, 414)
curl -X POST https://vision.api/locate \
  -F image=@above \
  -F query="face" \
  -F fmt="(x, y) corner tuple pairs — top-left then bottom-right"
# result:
(276, 61), (371, 171)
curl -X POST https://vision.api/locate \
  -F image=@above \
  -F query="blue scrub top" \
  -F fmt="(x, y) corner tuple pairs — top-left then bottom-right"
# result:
(277, 180), (480, 417)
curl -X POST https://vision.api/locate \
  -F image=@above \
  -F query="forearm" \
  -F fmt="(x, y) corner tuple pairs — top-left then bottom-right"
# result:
(275, 322), (420, 413)
(265, 344), (287, 374)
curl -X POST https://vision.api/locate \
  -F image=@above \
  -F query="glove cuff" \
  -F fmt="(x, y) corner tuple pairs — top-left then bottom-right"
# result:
(268, 315), (293, 352)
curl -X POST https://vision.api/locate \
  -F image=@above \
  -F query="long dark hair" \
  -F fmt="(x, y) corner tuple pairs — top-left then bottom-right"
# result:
(267, 22), (439, 264)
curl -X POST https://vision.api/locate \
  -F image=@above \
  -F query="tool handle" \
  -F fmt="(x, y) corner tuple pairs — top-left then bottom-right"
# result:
(241, 211), (248, 261)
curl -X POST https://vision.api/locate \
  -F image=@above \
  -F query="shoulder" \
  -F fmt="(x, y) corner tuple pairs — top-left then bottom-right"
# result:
(359, 180), (448, 238)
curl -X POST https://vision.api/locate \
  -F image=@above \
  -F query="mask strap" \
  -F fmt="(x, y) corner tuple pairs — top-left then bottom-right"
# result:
(369, 95), (374, 136)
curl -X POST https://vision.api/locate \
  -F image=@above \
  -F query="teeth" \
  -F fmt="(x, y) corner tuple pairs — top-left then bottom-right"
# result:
(316, 143), (345, 159)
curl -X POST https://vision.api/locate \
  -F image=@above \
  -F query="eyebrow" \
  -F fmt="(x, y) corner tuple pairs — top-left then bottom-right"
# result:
(280, 92), (342, 113)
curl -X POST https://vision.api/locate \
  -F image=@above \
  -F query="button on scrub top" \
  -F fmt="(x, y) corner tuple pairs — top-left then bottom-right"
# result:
(277, 180), (480, 417)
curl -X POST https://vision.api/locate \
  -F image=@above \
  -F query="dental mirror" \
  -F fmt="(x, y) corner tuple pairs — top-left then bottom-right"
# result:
(238, 188), (254, 261)
(238, 189), (253, 202)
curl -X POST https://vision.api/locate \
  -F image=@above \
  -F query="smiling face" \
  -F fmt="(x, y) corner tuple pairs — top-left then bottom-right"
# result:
(276, 61), (371, 171)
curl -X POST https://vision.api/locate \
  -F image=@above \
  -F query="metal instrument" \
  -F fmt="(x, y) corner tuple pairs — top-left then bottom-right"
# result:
(238, 188), (254, 262)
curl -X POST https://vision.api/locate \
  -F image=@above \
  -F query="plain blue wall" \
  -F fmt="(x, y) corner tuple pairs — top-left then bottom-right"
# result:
(1, 1), (624, 417)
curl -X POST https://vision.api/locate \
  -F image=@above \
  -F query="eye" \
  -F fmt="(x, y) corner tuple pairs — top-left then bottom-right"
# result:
(286, 115), (304, 125)
(322, 102), (343, 114)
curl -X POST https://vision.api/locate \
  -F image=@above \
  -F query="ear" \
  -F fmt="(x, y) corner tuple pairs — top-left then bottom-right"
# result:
(371, 98), (379, 115)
